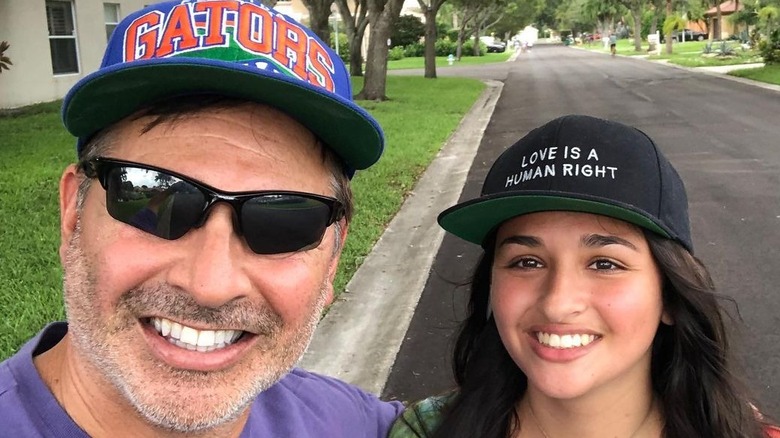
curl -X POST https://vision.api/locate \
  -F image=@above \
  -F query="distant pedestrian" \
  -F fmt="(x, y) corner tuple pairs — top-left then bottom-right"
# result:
(609, 33), (618, 56)
(388, 115), (779, 438)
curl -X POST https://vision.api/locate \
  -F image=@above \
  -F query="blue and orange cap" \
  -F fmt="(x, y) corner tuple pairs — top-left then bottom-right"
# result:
(61, 0), (383, 177)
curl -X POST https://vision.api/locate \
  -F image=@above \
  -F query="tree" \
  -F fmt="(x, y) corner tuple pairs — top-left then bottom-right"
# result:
(470, 0), (508, 56)
(612, 0), (648, 51)
(555, 0), (594, 35)
(492, 0), (546, 40)
(583, 0), (623, 36)
(417, 0), (447, 79)
(449, 0), (506, 57)
(0, 42), (11, 74)
(418, 0), (448, 78)
(757, 4), (780, 64)
(451, 0), (481, 59)
(758, 2), (779, 35)
(729, 2), (758, 40)
(686, 0), (711, 35)
(537, 0), (567, 30)
(335, 0), (369, 76)
(665, 0), (674, 53)
(301, 0), (336, 43)
(648, 0), (664, 41)
(356, 0), (405, 100)
(392, 14), (426, 47)
(713, 0), (724, 39)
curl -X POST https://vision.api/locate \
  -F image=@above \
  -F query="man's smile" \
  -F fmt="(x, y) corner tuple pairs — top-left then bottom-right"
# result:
(147, 316), (246, 352)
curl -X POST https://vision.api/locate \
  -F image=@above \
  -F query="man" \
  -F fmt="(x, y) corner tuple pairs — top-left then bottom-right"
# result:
(0, 0), (403, 436)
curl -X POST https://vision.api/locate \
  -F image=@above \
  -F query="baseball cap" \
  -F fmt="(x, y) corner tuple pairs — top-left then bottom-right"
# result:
(61, 0), (382, 176)
(438, 115), (693, 252)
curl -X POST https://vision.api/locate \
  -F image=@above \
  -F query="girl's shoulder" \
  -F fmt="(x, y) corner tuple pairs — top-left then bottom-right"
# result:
(387, 392), (458, 438)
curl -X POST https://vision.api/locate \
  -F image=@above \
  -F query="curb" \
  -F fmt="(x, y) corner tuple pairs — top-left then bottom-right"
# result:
(298, 80), (504, 394)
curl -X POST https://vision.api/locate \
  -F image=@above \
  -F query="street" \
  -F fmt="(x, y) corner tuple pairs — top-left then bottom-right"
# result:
(384, 44), (780, 416)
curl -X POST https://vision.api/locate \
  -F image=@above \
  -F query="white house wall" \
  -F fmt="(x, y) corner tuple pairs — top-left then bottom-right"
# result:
(0, 0), (420, 109)
(1, 0), (147, 109)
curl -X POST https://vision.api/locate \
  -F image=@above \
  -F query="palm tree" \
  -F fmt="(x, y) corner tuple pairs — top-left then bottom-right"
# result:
(0, 41), (12, 74)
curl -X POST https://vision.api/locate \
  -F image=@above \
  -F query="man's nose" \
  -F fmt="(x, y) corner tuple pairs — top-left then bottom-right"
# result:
(166, 204), (253, 308)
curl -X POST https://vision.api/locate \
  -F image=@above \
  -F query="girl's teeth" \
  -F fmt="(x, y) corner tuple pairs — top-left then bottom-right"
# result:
(537, 332), (597, 349)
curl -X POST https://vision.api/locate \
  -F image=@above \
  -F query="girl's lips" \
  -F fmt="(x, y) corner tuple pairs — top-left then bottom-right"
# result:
(528, 331), (600, 363)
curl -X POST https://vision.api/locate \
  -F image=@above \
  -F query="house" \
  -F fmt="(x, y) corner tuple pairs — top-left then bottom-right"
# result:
(0, 0), (424, 109)
(0, 0), (305, 109)
(705, 0), (745, 39)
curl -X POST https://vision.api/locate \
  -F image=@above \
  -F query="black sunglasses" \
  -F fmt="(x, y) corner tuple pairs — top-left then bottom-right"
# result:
(80, 157), (345, 254)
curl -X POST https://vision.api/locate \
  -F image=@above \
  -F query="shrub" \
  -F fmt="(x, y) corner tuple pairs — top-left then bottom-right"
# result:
(0, 41), (11, 74)
(436, 22), (450, 39)
(716, 40), (737, 57)
(462, 39), (487, 56)
(403, 42), (425, 57)
(329, 33), (349, 64)
(435, 38), (457, 56)
(388, 45), (406, 61)
(759, 31), (780, 64)
(392, 14), (425, 48)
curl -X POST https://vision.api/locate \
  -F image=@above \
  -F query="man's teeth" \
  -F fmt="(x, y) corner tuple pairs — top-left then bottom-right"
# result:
(151, 317), (242, 352)
(536, 332), (597, 349)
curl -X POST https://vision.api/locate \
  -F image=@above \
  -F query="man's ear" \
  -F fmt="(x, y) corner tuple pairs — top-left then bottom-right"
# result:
(323, 220), (349, 307)
(59, 164), (81, 259)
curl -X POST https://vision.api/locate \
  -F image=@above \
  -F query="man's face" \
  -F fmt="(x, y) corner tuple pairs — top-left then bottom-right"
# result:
(58, 103), (345, 432)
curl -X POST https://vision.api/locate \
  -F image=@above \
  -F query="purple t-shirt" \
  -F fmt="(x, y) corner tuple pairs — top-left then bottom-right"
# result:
(0, 323), (404, 437)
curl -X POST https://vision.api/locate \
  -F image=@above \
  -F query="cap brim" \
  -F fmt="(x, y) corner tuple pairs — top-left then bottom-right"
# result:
(438, 192), (673, 246)
(62, 57), (383, 170)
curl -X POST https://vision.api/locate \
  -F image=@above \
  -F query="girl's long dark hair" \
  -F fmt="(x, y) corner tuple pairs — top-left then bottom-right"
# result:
(423, 231), (771, 438)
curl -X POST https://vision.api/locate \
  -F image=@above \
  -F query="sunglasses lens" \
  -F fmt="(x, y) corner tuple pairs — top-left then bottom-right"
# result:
(241, 194), (333, 254)
(103, 167), (205, 240)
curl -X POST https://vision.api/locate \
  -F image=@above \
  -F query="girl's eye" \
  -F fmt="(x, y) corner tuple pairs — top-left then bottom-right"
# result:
(589, 259), (623, 271)
(511, 257), (543, 269)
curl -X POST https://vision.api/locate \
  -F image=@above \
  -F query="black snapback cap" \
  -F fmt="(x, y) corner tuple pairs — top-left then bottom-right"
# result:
(438, 115), (693, 252)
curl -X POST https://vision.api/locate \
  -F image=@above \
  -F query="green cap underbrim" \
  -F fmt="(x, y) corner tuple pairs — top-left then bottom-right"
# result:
(438, 194), (672, 246)
(63, 60), (383, 171)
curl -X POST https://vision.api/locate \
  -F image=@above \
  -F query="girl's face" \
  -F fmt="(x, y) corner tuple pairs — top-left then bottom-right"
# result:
(491, 211), (669, 402)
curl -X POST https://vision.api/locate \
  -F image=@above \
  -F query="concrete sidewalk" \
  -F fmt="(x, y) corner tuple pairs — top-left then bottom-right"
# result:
(298, 80), (503, 395)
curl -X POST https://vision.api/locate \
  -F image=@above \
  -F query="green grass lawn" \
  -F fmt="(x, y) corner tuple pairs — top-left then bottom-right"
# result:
(581, 38), (763, 67)
(729, 63), (780, 85)
(648, 40), (762, 67)
(388, 51), (513, 70)
(0, 75), (485, 360)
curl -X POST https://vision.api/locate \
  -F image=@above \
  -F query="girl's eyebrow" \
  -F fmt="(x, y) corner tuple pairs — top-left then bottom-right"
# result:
(582, 234), (638, 251)
(498, 235), (541, 248)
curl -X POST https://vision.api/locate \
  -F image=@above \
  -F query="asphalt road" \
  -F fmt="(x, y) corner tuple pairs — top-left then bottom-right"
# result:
(382, 44), (780, 417)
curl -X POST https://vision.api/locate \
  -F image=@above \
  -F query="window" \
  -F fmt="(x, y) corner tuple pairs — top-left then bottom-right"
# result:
(104, 3), (121, 41)
(46, 0), (79, 74)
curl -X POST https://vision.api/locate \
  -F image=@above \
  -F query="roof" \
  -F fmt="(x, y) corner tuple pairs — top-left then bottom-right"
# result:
(705, 0), (744, 16)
